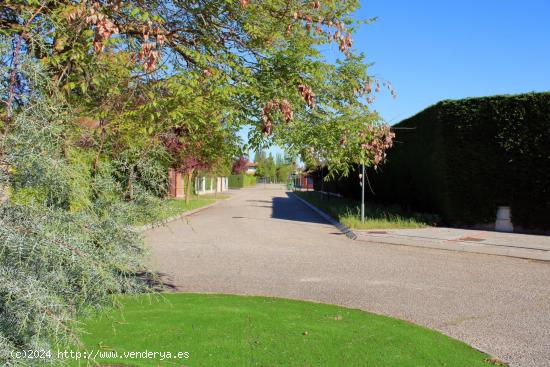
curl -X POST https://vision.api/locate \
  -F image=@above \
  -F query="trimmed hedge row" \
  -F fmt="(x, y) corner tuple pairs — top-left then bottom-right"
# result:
(371, 92), (550, 230)
(229, 174), (257, 188)
(314, 92), (550, 231)
(312, 166), (361, 198)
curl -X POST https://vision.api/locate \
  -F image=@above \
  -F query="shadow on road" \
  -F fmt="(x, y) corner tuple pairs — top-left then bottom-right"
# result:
(271, 193), (328, 225)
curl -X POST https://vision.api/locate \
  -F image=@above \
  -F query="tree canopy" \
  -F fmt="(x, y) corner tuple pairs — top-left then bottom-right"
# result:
(0, 1), (397, 365)
(1, 0), (394, 173)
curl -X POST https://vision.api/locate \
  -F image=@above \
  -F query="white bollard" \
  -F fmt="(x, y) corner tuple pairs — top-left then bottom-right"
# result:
(495, 206), (514, 232)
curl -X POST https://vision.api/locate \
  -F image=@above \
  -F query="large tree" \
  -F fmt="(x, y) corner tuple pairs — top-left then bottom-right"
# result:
(0, 2), (396, 364)
(1, 0), (393, 174)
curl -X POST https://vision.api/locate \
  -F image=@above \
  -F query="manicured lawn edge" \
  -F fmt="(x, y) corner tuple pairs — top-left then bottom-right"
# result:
(290, 191), (358, 240)
(69, 292), (496, 367)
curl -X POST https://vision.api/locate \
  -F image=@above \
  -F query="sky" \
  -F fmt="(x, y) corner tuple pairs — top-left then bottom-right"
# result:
(354, 0), (550, 123)
(247, 0), (550, 160)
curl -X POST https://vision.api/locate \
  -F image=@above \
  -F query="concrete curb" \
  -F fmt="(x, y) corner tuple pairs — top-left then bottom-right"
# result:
(132, 196), (233, 233)
(353, 232), (550, 262)
(290, 192), (357, 240)
(289, 192), (550, 263)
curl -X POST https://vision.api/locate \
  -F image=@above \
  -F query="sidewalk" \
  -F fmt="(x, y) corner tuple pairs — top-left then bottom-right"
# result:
(355, 227), (550, 261)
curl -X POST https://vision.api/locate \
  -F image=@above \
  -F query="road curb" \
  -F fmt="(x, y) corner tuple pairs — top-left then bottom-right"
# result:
(290, 192), (358, 240)
(133, 196), (233, 233)
(352, 233), (550, 262)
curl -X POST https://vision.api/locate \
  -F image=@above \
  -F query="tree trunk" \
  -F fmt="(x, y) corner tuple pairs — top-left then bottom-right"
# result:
(0, 164), (8, 204)
(126, 166), (135, 201)
(186, 170), (193, 204)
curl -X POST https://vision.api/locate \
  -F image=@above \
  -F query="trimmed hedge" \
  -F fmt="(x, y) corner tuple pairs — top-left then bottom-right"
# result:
(365, 92), (550, 230)
(312, 92), (550, 231)
(312, 166), (361, 198)
(229, 174), (257, 188)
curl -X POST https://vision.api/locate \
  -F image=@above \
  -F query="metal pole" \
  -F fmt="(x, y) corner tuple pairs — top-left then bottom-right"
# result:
(361, 163), (365, 224)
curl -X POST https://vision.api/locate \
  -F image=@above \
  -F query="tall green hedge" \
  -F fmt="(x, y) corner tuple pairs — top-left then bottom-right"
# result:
(229, 174), (257, 188)
(366, 92), (550, 230)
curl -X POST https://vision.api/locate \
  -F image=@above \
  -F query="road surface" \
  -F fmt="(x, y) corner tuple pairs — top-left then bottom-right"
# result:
(145, 185), (550, 367)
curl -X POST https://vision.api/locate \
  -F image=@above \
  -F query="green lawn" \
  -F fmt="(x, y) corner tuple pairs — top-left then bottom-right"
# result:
(67, 293), (492, 367)
(131, 194), (230, 226)
(294, 191), (439, 230)
(158, 194), (230, 220)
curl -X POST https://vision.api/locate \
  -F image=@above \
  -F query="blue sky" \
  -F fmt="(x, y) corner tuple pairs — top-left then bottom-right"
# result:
(354, 0), (550, 123)
(247, 0), (550, 160)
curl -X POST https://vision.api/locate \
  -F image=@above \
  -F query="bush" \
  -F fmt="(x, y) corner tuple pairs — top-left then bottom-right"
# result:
(366, 92), (550, 230)
(229, 174), (256, 188)
(244, 175), (257, 187)
(0, 97), (152, 366)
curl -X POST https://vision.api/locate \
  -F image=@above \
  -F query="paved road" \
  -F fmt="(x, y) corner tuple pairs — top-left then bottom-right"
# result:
(145, 185), (550, 367)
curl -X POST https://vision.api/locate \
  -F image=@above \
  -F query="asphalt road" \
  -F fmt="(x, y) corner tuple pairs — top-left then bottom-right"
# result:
(145, 185), (550, 367)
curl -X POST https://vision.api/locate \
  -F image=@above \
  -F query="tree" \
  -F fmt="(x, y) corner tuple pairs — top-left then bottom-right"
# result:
(162, 121), (238, 203)
(276, 164), (292, 183)
(1, 0), (393, 176)
(0, 1), (397, 364)
(255, 151), (275, 181)
(232, 156), (249, 175)
(266, 154), (277, 181)
(255, 154), (277, 182)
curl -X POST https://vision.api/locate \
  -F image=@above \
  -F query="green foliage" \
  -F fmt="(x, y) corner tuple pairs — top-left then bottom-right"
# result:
(0, 203), (150, 360)
(276, 164), (292, 183)
(229, 174), (257, 188)
(271, 54), (389, 175)
(0, 1), (396, 363)
(1, 0), (386, 176)
(0, 94), (153, 366)
(244, 175), (257, 187)
(129, 197), (227, 226)
(66, 147), (95, 212)
(366, 92), (550, 230)
(295, 191), (438, 229)
(112, 147), (170, 200)
(255, 152), (277, 180)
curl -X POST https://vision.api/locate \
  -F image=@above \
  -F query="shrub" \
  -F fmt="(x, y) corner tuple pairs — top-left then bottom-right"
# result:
(229, 174), (256, 188)
(244, 174), (257, 187)
(0, 97), (152, 366)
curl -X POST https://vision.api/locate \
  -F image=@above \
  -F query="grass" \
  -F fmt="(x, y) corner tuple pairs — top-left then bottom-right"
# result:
(131, 194), (230, 226)
(294, 191), (439, 230)
(66, 293), (492, 367)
